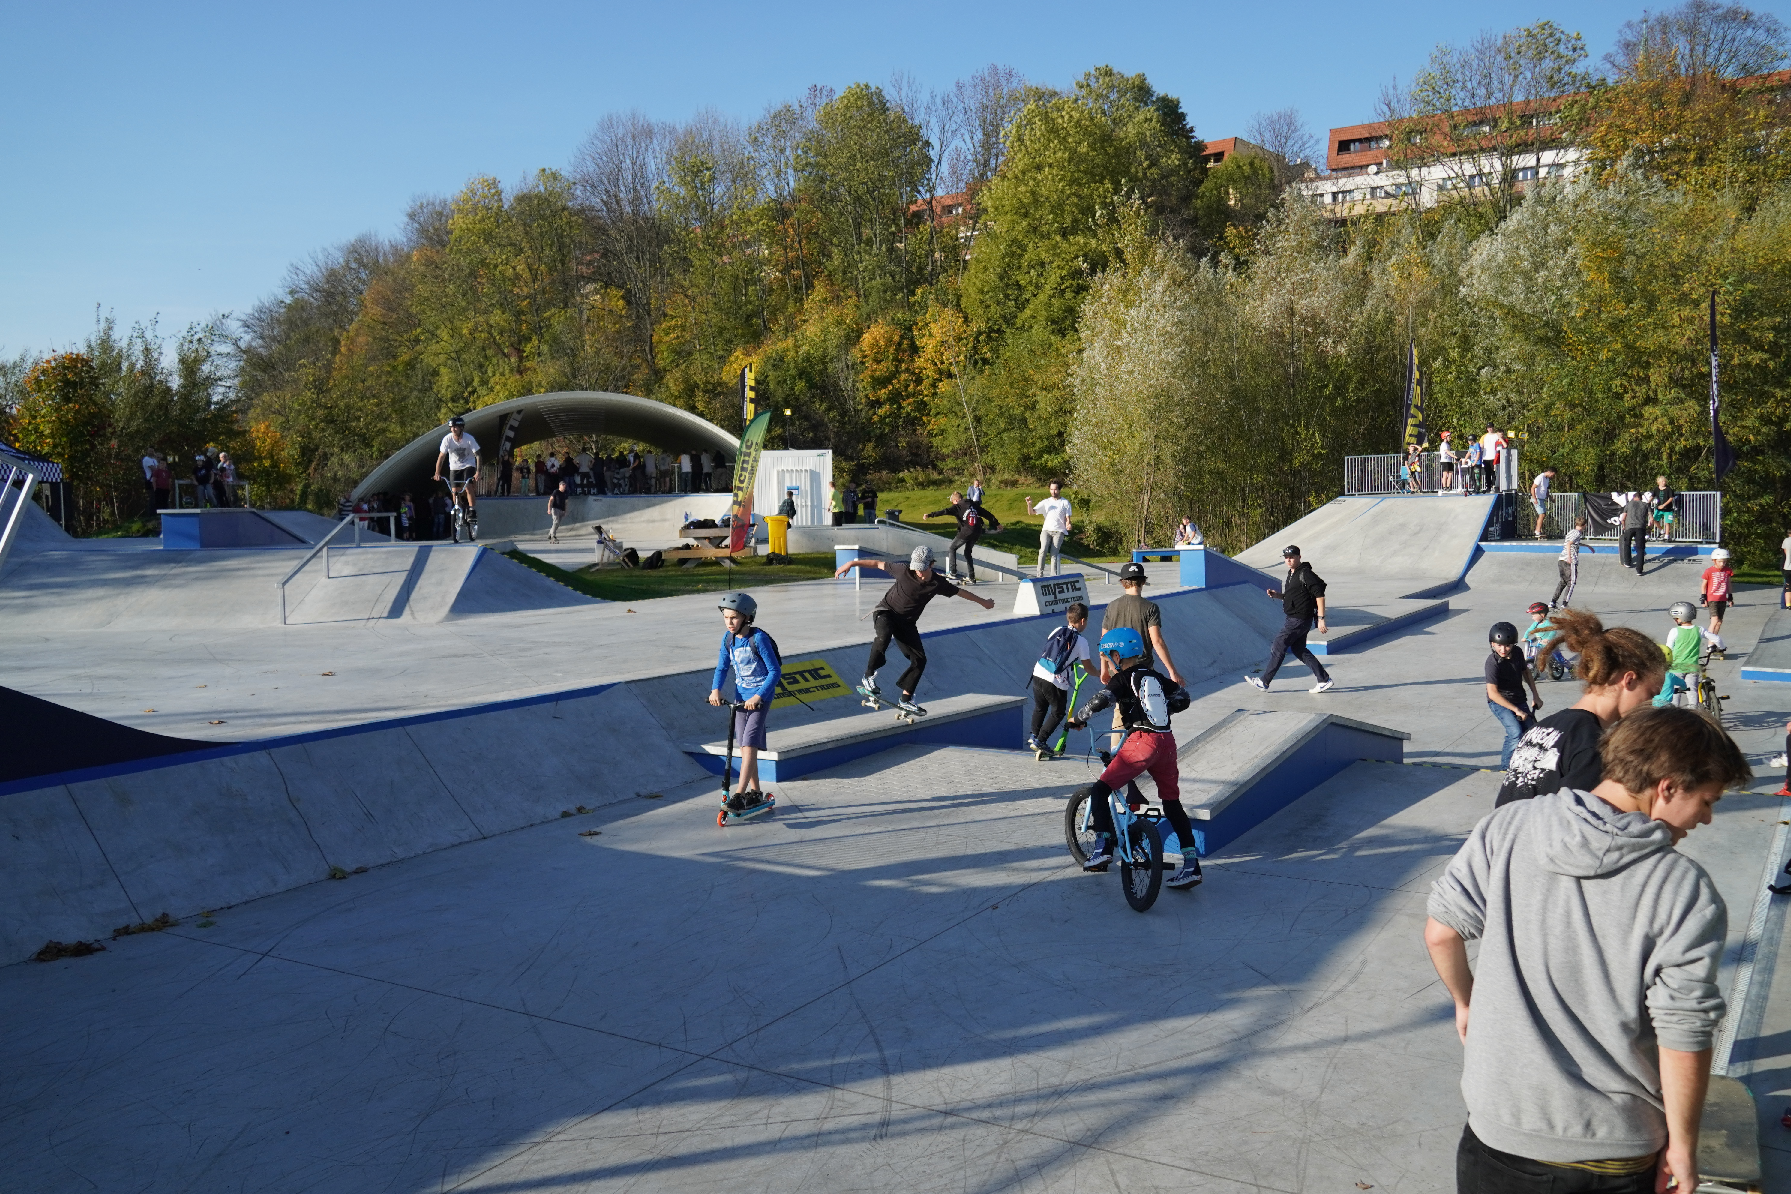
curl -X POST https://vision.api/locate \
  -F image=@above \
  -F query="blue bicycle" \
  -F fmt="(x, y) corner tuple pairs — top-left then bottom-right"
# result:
(1063, 730), (1165, 912)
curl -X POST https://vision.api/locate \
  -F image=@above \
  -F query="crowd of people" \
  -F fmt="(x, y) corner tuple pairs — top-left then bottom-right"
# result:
(495, 448), (727, 497)
(137, 447), (242, 512)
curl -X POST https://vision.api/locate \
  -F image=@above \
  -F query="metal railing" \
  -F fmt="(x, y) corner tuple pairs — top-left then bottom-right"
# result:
(1344, 450), (1519, 495)
(1517, 492), (1722, 543)
(277, 513), (404, 625)
(872, 517), (1122, 585)
(171, 479), (253, 509)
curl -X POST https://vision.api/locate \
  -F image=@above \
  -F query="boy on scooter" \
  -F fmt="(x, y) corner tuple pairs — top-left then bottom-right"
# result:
(708, 591), (781, 817)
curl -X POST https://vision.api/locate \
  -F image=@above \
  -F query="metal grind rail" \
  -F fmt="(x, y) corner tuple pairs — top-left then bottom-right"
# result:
(277, 513), (405, 625)
(0, 463), (40, 581)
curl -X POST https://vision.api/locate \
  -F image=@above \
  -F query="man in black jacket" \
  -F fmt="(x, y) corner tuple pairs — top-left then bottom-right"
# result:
(1618, 491), (1651, 575)
(926, 491), (1001, 582)
(1246, 545), (1333, 693)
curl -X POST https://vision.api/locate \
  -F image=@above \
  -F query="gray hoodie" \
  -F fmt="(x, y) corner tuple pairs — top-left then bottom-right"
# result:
(1428, 788), (1726, 1162)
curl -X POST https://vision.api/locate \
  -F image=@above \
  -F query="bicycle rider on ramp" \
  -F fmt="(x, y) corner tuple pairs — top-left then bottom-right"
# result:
(1066, 626), (1202, 890)
(433, 416), (481, 541)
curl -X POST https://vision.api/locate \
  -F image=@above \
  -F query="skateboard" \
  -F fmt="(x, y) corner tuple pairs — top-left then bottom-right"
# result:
(856, 683), (926, 725)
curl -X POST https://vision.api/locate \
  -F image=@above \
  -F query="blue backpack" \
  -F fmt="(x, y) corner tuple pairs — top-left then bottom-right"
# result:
(1036, 625), (1082, 677)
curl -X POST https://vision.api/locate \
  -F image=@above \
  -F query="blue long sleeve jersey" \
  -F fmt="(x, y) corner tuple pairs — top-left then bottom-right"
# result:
(711, 627), (782, 703)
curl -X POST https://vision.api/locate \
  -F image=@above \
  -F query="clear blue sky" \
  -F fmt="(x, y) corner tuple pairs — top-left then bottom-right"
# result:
(3, 0), (1778, 358)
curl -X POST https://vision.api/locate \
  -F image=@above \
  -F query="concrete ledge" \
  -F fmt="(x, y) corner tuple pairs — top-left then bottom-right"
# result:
(1310, 599), (1449, 655)
(1172, 709), (1409, 856)
(1478, 540), (1719, 557)
(684, 693), (1026, 783)
(159, 508), (307, 550)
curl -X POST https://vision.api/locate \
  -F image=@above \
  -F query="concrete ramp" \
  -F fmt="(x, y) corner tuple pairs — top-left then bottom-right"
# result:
(1465, 547), (1713, 606)
(1740, 606), (1791, 682)
(1, 685), (216, 785)
(1234, 495), (1495, 653)
(255, 509), (340, 544)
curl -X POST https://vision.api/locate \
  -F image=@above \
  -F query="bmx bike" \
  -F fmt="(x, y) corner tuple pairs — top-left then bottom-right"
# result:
(1062, 730), (1168, 913)
(443, 474), (477, 543)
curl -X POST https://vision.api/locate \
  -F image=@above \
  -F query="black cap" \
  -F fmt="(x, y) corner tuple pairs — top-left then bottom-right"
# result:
(1281, 545), (1301, 558)
(449, 416), (465, 427)
(1119, 561), (1147, 583)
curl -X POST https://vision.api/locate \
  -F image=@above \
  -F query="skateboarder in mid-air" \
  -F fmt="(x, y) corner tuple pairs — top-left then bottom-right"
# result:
(926, 491), (1001, 583)
(834, 545), (996, 716)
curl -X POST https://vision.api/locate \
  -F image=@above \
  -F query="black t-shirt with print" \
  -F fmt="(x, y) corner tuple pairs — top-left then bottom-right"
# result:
(1495, 707), (1605, 807)
(1484, 651), (1529, 709)
(874, 567), (960, 620)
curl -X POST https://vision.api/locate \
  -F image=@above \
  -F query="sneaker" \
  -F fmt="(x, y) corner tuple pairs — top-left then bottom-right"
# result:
(1772, 753), (1788, 769)
(896, 698), (926, 715)
(1025, 736), (1043, 753)
(1311, 679), (1335, 693)
(723, 791), (748, 812)
(1082, 838), (1113, 871)
(1166, 861), (1204, 889)
(1245, 675), (1267, 691)
(858, 678), (881, 698)
(1777, 785), (1791, 798)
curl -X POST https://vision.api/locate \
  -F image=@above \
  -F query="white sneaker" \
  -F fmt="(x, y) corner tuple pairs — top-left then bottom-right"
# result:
(1245, 675), (1267, 691)
(1772, 753), (1788, 769)
(1311, 679), (1335, 693)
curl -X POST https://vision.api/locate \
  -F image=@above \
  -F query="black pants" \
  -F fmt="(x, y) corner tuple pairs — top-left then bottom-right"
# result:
(1262, 614), (1329, 684)
(1456, 1124), (1653, 1193)
(1619, 528), (1646, 574)
(1481, 461), (1497, 492)
(1030, 677), (1068, 743)
(950, 530), (980, 578)
(1551, 557), (1578, 607)
(868, 611), (927, 695)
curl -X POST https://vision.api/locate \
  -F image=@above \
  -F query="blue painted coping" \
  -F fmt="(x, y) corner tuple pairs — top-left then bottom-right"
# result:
(1739, 667), (1791, 684)
(1180, 720), (1406, 857)
(1127, 546), (1268, 590)
(687, 700), (1021, 783)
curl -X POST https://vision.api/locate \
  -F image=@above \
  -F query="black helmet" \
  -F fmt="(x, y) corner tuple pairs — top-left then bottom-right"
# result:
(1489, 621), (1519, 645)
(1119, 561), (1147, 583)
(449, 416), (465, 428)
(1281, 545), (1301, 559)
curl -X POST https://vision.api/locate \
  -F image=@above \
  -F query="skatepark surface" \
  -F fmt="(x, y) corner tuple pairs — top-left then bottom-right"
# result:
(5, 500), (1791, 1191)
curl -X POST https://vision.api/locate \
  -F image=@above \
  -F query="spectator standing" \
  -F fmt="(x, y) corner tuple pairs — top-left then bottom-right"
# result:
(1425, 707), (1748, 1194)
(531, 457), (545, 496)
(398, 493), (416, 541)
(545, 454), (561, 495)
(547, 480), (569, 543)
(1244, 545), (1332, 693)
(1478, 425), (1505, 493)
(844, 483), (859, 523)
(1618, 491), (1651, 575)
(1782, 526), (1791, 610)
(431, 492), (449, 539)
(496, 454), (513, 497)
(645, 451), (659, 493)
(191, 452), (214, 508)
(1462, 439), (1483, 494)
(575, 449), (593, 493)
(829, 479), (845, 527)
(630, 449), (647, 494)
(1530, 467), (1554, 538)
(1650, 475), (1678, 541)
(678, 452), (693, 493)
(1101, 562), (1184, 686)
(216, 451), (239, 507)
(860, 482), (879, 525)
(966, 475), (985, 504)
(149, 457), (171, 512)
(777, 489), (798, 519)
(1026, 480), (1073, 576)
(1437, 431), (1457, 493)
(140, 451), (159, 507)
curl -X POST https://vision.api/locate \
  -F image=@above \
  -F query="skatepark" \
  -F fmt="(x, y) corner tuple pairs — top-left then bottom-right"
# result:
(3, 492), (1790, 1192)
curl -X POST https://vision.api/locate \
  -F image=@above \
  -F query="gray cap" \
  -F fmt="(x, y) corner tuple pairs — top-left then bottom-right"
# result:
(910, 545), (935, 570)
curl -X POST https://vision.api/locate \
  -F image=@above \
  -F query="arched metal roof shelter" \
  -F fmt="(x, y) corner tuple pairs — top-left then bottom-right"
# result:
(351, 391), (740, 501)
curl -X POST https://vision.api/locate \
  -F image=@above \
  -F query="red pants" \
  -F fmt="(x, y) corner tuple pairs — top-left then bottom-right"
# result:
(1099, 730), (1179, 803)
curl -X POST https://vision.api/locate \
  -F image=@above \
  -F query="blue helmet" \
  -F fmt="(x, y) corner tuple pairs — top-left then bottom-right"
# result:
(1098, 626), (1144, 660)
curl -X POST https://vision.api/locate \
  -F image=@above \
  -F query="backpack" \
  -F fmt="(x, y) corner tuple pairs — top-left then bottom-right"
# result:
(642, 549), (664, 570)
(1036, 626), (1082, 677)
(621, 547), (640, 568)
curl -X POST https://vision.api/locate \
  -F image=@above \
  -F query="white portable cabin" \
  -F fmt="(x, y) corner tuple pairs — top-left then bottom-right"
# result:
(753, 449), (833, 531)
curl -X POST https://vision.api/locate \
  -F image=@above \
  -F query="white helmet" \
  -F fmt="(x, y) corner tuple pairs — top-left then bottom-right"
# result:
(1712, 548), (1731, 561)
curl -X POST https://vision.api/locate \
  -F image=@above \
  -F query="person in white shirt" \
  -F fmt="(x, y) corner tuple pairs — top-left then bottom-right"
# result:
(140, 452), (159, 501)
(1479, 425), (1506, 493)
(1026, 480), (1073, 576)
(1530, 467), (1555, 537)
(1173, 516), (1203, 546)
(1552, 516), (1596, 608)
(1436, 431), (1457, 492)
(433, 417), (482, 527)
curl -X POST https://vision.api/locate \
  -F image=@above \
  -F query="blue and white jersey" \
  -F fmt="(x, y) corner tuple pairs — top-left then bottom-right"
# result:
(712, 627), (782, 703)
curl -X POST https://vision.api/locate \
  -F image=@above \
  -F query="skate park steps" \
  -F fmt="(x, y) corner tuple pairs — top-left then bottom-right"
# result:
(1172, 709), (1410, 856)
(1234, 494), (1497, 655)
(683, 693), (1026, 783)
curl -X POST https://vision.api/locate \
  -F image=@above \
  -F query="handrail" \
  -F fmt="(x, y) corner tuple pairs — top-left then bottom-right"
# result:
(279, 515), (362, 625)
(871, 517), (1030, 581)
(0, 469), (40, 581)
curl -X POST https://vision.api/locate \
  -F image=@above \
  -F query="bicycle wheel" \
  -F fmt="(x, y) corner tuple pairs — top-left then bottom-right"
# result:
(1118, 815), (1163, 912)
(1063, 787), (1099, 868)
(1548, 655), (1568, 682)
(1699, 677), (1722, 722)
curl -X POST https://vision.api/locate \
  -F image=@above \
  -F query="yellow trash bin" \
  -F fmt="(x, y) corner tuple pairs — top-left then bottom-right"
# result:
(765, 515), (790, 557)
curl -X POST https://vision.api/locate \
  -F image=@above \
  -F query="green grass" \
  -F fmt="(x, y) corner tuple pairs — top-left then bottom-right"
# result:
(90, 512), (160, 538)
(1732, 566), (1782, 587)
(870, 486), (1128, 561)
(508, 550), (843, 602)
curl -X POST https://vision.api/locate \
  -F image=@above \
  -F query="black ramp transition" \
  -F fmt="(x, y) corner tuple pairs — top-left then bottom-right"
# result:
(0, 686), (215, 785)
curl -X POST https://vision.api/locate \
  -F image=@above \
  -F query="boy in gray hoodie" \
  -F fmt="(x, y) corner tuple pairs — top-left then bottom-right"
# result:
(1425, 706), (1749, 1193)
